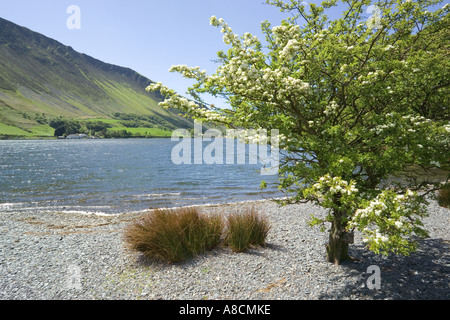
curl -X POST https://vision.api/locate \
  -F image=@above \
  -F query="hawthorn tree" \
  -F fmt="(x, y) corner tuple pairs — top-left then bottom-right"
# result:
(148, 0), (449, 264)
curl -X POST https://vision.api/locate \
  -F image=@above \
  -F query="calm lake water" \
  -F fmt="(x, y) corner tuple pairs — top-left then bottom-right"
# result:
(0, 139), (283, 214)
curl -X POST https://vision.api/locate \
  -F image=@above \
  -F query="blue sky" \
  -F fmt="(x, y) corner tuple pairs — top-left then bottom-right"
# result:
(1, 0), (448, 108)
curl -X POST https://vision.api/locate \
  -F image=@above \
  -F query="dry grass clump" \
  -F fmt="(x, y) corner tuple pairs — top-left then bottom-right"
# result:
(123, 207), (223, 263)
(223, 207), (271, 253)
(437, 186), (450, 208)
(124, 205), (271, 264)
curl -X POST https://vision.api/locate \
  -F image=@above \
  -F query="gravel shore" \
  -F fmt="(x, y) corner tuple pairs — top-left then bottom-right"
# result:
(1, 199), (448, 300)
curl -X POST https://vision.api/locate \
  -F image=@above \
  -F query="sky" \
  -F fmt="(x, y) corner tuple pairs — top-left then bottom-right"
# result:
(1, 0), (448, 108)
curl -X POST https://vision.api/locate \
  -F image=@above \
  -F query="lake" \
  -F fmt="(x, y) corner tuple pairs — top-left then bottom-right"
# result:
(0, 139), (283, 215)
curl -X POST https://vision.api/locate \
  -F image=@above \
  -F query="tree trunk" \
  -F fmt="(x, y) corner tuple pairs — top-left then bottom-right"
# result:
(326, 212), (354, 265)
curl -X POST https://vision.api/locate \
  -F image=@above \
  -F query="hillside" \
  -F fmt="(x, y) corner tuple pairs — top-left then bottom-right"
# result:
(0, 17), (193, 137)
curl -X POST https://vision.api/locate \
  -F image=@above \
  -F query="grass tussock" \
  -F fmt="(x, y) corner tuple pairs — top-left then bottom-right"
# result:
(437, 186), (450, 208)
(224, 207), (271, 253)
(124, 206), (271, 263)
(123, 207), (224, 263)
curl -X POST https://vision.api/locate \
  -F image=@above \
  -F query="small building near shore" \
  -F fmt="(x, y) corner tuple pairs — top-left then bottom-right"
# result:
(65, 134), (89, 139)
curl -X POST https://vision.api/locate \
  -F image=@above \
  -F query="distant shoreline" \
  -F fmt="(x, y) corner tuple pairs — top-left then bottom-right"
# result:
(0, 197), (286, 218)
(0, 135), (174, 141)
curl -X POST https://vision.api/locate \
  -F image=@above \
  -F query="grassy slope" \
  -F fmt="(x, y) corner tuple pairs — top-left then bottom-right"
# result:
(0, 17), (192, 138)
(109, 127), (172, 137)
(0, 122), (31, 136)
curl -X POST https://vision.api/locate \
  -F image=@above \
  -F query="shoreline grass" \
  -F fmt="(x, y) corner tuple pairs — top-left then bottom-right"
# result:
(223, 207), (271, 253)
(437, 186), (450, 208)
(123, 205), (271, 264)
(123, 207), (224, 264)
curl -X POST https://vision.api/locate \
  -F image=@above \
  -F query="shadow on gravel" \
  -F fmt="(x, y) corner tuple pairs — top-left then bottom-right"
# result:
(319, 238), (450, 300)
(130, 239), (288, 268)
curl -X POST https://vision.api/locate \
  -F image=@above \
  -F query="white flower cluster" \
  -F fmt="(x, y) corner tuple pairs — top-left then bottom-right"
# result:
(217, 56), (309, 103)
(353, 189), (416, 221)
(358, 70), (384, 86)
(370, 229), (389, 244)
(222, 30), (240, 45)
(367, 70), (382, 77)
(242, 32), (260, 48)
(370, 121), (397, 135)
(217, 58), (264, 95)
(324, 101), (339, 116)
(279, 76), (310, 99)
(443, 123), (450, 133)
(271, 24), (301, 45)
(313, 32), (326, 42)
(169, 65), (207, 81)
(228, 129), (265, 144)
(312, 174), (358, 197)
(402, 114), (431, 123)
(279, 39), (301, 61)
(209, 15), (223, 27)
(199, 16), (313, 106)
(146, 82), (227, 123)
(225, 129), (286, 146)
(349, 189), (426, 248)
(211, 15), (241, 46)
(159, 95), (197, 113)
(370, 112), (433, 136)
(353, 197), (387, 219)
(146, 82), (175, 97)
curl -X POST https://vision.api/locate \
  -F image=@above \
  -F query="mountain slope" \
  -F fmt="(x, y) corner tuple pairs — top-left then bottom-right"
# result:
(0, 17), (192, 136)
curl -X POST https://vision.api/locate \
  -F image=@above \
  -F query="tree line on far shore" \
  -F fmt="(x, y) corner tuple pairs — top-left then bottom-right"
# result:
(48, 113), (173, 138)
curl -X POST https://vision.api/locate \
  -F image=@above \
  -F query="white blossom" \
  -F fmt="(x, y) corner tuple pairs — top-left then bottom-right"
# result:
(324, 101), (339, 116)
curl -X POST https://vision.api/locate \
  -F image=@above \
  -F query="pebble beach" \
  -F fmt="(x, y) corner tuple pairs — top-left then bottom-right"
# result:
(0, 199), (448, 300)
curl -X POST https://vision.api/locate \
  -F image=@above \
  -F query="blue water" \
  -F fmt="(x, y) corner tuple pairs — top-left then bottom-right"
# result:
(0, 139), (282, 214)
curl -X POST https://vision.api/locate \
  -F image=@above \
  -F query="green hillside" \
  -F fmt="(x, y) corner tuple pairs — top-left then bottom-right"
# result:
(0, 17), (193, 138)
